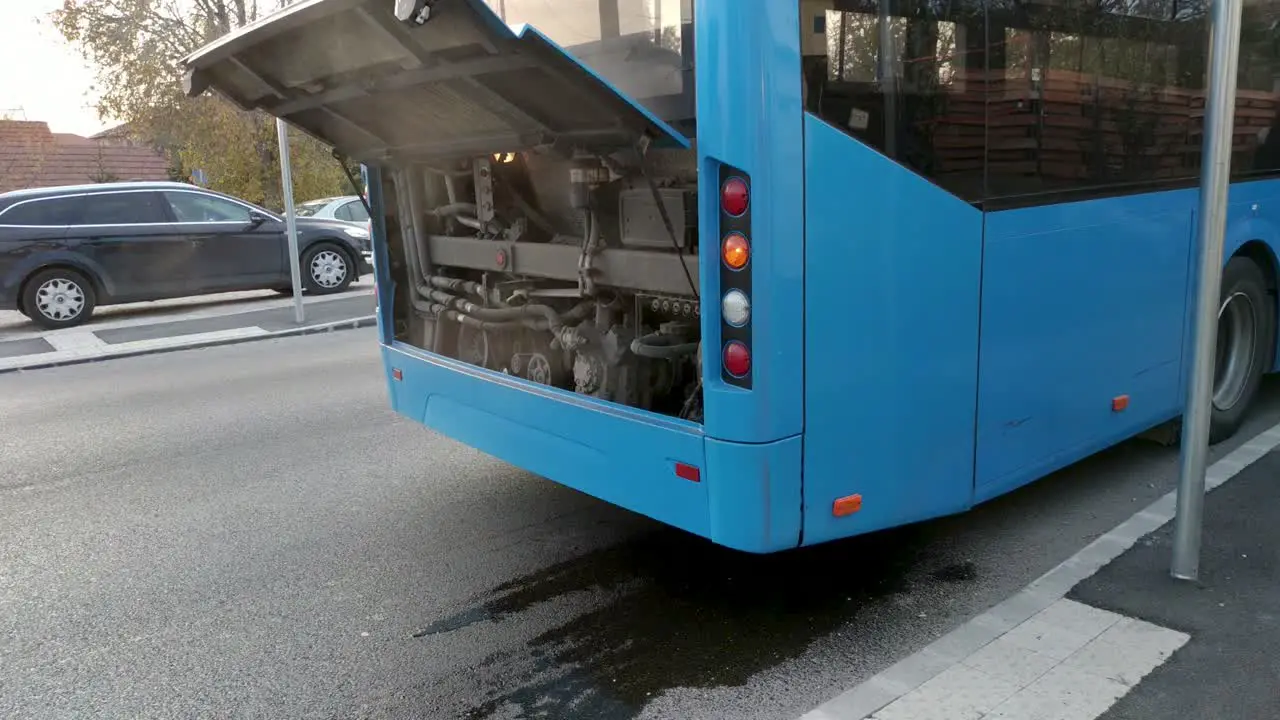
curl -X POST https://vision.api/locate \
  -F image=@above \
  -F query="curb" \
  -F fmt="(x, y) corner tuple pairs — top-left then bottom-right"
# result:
(797, 420), (1280, 720)
(0, 315), (378, 375)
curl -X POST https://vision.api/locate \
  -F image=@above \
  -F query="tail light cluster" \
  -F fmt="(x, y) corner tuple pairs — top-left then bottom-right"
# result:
(718, 167), (753, 388)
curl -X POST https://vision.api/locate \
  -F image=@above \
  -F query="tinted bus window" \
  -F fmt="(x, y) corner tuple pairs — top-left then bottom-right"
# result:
(802, 0), (989, 202)
(1235, 0), (1280, 178)
(985, 0), (1209, 203)
(0, 196), (83, 226)
(803, 0), (1280, 206)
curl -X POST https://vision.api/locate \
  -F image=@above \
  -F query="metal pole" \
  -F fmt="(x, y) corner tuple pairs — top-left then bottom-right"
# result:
(276, 118), (305, 324)
(1172, 0), (1244, 581)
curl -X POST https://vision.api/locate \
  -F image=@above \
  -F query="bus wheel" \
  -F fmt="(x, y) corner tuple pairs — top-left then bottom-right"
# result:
(1209, 255), (1275, 443)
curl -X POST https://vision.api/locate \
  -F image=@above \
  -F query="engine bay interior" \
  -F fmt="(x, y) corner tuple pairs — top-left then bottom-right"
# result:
(380, 143), (705, 422)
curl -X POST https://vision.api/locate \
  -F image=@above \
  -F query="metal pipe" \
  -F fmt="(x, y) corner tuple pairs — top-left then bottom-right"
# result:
(631, 331), (699, 359)
(427, 288), (586, 329)
(393, 168), (436, 315)
(1172, 0), (1244, 582)
(406, 169), (433, 279)
(276, 118), (305, 324)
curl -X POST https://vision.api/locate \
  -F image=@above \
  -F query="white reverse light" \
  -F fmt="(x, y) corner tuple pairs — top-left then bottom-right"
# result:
(721, 289), (750, 327)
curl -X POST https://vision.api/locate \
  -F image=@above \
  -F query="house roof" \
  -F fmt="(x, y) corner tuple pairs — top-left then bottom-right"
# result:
(0, 120), (170, 193)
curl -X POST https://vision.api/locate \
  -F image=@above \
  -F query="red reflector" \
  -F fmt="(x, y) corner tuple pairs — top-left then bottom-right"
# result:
(675, 462), (701, 482)
(723, 341), (751, 378)
(1112, 394), (1129, 412)
(392, 368), (403, 380)
(721, 177), (749, 216)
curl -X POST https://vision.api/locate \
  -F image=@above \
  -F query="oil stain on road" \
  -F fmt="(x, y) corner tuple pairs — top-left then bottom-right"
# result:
(412, 523), (980, 720)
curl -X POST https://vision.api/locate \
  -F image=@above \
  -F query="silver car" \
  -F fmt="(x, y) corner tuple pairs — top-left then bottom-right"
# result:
(295, 195), (369, 225)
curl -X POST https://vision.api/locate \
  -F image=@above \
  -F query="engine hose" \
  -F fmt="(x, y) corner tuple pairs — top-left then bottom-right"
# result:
(631, 331), (699, 359)
(393, 169), (437, 315)
(428, 303), (549, 331)
(426, 288), (589, 330)
(433, 202), (476, 217)
(428, 275), (489, 301)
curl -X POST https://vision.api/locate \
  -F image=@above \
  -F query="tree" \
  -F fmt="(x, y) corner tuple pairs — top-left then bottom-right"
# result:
(50, 0), (357, 207)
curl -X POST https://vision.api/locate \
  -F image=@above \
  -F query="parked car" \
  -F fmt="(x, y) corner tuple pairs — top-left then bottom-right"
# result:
(0, 181), (372, 329)
(294, 195), (369, 224)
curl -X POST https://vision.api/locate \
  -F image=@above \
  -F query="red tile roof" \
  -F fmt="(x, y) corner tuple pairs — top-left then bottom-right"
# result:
(0, 120), (170, 193)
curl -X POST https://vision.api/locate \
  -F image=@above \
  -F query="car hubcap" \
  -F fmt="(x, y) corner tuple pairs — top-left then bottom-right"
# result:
(35, 278), (86, 321)
(1213, 291), (1258, 412)
(310, 250), (347, 289)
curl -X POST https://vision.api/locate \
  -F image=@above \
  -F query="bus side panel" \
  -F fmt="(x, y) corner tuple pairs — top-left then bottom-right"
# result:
(800, 116), (982, 545)
(382, 344), (712, 538)
(974, 194), (1191, 500)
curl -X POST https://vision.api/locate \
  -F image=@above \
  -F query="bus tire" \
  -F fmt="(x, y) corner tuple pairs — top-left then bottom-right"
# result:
(1208, 255), (1275, 444)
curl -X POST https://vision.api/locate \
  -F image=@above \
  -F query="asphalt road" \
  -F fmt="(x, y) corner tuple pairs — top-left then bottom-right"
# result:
(4, 330), (1280, 720)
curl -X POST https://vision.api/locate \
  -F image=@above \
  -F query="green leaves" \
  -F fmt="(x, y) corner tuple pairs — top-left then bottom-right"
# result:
(52, 0), (349, 205)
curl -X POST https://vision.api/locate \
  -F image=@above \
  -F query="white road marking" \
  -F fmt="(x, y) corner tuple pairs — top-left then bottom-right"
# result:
(0, 316), (377, 373)
(799, 421), (1280, 720)
(43, 331), (108, 353)
(0, 327), (269, 372)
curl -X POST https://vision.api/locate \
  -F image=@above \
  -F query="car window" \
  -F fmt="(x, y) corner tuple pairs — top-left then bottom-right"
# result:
(340, 201), (369, 223)
(164, 191), (252, 223)
(80, 192), (169, 225)
(0, 196), (83, 226)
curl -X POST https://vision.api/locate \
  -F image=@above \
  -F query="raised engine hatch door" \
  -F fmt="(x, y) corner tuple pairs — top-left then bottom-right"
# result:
(182, 0), (690, 163)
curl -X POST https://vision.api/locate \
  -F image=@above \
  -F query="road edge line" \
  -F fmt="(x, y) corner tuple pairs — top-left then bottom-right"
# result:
(796, 420), (1280, 720)
(0, 315), (378, 375)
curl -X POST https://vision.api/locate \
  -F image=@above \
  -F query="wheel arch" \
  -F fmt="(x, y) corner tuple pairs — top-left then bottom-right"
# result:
(18, 261), (106, 312)
(1230, 239), (1280, 372)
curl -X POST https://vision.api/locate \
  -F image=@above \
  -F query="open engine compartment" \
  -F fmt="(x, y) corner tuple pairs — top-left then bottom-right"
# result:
(380, 143), (704, 422)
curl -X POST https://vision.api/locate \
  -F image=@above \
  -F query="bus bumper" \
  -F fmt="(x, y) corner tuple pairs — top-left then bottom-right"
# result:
(382, 342), (802, 554)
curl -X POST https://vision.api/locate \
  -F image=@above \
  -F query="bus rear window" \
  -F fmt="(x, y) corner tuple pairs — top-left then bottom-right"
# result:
(481, 0), (695, 124)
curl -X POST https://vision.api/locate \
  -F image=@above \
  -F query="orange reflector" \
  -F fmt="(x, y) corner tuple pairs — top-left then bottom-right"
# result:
(722, 233), (750, 270)
(833, 494), (862, 517)
(1112, 394), (1129, 412)
(392, 368), (403, 381)
(674, 462), (700, 482)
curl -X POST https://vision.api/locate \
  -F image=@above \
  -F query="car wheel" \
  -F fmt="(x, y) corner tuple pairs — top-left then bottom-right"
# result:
(302, 243), (353, 294)
(23, 267), (97, 329)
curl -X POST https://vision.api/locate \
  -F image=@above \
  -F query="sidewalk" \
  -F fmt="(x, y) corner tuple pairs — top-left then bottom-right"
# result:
(800, 423), (1280, 720)
(1071, 448), (1280, 720)
(0, 289), (376, 372)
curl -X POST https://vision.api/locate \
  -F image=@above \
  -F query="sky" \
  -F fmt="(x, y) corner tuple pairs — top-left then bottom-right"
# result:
(0, 0), (106, 136)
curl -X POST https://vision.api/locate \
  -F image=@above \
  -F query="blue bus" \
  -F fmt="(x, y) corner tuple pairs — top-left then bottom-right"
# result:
(185, 0), (1280, 552)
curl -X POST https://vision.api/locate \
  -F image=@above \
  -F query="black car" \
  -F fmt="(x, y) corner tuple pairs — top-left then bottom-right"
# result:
(0, 181), (372, 329)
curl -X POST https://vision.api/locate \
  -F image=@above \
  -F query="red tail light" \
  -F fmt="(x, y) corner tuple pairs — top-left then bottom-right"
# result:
(723, 341), (751, 378)
(721, 177), (749, 216)
(718, 165), (752, 388)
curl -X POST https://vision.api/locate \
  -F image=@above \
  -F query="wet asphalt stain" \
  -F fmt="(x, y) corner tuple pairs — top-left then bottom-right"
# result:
(929, 561), (978, 584)
(416, 525), (978, 720)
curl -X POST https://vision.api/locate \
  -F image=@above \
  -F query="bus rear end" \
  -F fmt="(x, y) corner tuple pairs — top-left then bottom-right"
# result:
(183, 0), (806, 552)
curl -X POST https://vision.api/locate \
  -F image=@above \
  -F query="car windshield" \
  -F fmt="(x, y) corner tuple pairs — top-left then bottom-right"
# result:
(481, 0), (693, 124)
(294, 201), (325, 217)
